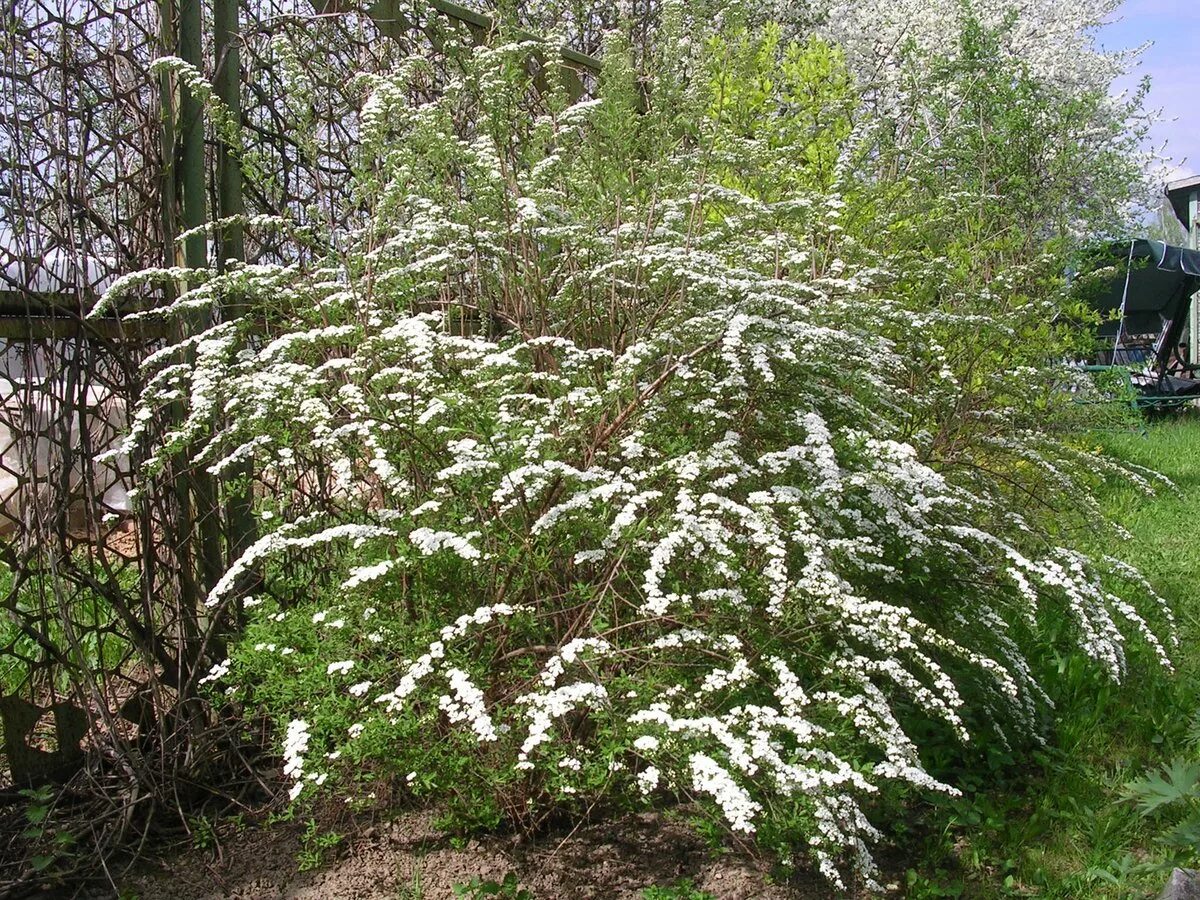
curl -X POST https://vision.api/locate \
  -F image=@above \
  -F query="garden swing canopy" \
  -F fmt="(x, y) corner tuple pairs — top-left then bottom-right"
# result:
(1082, 239), (1200, 393)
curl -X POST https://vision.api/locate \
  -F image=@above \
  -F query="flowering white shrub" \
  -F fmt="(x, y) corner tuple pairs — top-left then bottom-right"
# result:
(101, 2), (1168, 888)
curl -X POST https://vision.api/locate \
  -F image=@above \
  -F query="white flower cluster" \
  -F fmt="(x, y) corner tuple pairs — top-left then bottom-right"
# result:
(439, 668), (497, 743)
(515, 682), (609, 770)
(198, 658), (230, 685)
(342, 559), (398, 590)
(636, 765), (660, 795)
(282, 719), (310, 801)
(207, 523), (397, 608)
(409, 527), (482, 560)
(538, 638), (612, 687)
(372, 604), (526, 723)
(689, 753), (761, 834)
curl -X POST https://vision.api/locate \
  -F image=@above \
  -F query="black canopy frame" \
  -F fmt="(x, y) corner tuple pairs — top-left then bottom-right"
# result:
(1082, 239), (1200, 402)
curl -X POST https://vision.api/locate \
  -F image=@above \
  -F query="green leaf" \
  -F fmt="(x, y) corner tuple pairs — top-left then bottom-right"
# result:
(1123, 758), (1200, 816)
(1163, 813), (1200, 851)
(24, 805), (48, 825)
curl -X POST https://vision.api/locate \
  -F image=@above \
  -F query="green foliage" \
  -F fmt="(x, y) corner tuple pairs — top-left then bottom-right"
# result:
(1125, 758), (1200, 818)
(17, 785), (78, 880)
(395, 866), (424, 900)
(0, 560), (136, 695)
(1123, 738), (1200, 858)
(452, 873), (534, 900)
(187, 814), (217, 852)
(641, 878), (716, 900)
(434, 798), (505, 840)
(904, 417), (1200, 896)
(705, 27), (853, 199)
(297, 818), (344, 871)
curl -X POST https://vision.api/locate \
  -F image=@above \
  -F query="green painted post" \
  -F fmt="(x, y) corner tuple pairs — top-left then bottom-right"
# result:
(1185, 188), (1195, 367)
(177, 0), (225, 597)
(213, 0), (245, 270)
(1188, 190), (1199, 364)
(213, 0), (256, 568)
(177, 0), (206, 275)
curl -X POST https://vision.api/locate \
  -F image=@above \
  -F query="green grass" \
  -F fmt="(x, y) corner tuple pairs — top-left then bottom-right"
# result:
(909, 415), (1200, 898)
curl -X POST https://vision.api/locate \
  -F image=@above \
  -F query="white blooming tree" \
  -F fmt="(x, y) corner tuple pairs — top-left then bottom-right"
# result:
(100, 0), (1170, 888)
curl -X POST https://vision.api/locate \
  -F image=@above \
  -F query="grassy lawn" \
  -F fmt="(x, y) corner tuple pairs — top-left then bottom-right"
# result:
(910, 416), (1200, 898)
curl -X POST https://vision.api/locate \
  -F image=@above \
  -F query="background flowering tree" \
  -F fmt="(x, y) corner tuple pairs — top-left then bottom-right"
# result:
(101, 0), (1169, 888)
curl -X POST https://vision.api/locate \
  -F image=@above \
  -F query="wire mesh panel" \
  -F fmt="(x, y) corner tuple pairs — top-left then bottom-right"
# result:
(2, 1), (204, 888)
(0, 0), (603, 890)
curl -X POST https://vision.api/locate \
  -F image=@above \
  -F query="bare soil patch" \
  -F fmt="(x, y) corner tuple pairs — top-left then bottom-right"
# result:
(120, 808), (850, 899)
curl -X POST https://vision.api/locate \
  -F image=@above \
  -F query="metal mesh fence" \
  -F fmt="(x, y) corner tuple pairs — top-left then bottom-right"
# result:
(0, 0), (605, 890)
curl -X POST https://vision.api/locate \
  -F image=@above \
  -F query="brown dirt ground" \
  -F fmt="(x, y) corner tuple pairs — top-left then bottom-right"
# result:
(117, 808), (881, 900)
